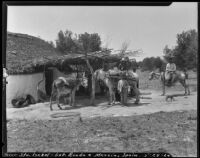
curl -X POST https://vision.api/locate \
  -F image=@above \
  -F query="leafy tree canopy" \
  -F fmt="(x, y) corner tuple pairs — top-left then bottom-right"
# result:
(163, 29), (197, 70)
(56, 30), (102, 54)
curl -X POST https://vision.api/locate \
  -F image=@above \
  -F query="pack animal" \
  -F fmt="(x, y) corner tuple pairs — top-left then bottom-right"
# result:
(94, 69), (116, 105)
(94, 69), (140, 105)
(117, 78), (140, 104)
(49, 74), (87, 111)
(149, 71), (190, 96)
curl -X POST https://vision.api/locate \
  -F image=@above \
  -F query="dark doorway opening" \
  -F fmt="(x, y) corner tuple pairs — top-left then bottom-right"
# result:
(45, 68), (53, 97)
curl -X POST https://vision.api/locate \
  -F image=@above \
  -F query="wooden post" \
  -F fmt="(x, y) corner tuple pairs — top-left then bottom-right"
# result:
(84, 52), (95, 106)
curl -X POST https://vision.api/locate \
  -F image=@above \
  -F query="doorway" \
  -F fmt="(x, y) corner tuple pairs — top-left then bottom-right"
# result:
(45, 68), (53, 96)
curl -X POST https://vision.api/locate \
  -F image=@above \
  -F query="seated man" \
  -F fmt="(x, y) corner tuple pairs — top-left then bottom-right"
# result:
(165, 57), (176, 85)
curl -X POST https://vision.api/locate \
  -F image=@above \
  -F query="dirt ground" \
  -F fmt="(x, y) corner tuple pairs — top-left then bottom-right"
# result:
(7, 89), (197, 120)
(6, 89), (197, 157)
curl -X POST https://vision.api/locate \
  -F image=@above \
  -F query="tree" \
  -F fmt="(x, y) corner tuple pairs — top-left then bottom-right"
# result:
(78, 32), (102, 105)
(163, 45), (173, 62)
(48, 41), (55, 48)
(78, 32), (101, 52)
(163, 29), (197, 70)
(55, 30), (80, 54)
(153, 57), (165, 72)
(140, 57), (165, 71)
(141, 57), (154, 71)
(56, 30), (66, 53)
(120, 41), (130, 55)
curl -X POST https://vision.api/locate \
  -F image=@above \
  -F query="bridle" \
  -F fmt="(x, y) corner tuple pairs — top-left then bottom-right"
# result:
(151, 72), (160, 80)
(96, 69), (108, 82)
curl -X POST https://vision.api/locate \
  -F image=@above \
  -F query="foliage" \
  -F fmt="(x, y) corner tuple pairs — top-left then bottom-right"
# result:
(55, 30), (102, 54)
(78, 32), (102, 52)
(56, 30), (81, 54)
(140, 57), (165, 71)
(163, 29), (197, 70)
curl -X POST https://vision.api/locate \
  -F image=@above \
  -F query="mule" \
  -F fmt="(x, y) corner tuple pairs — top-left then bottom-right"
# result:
(149, 71), (190, 96)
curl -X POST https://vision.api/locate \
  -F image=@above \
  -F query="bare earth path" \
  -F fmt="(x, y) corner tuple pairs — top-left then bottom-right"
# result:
(6, 90), (197, 156)
(7, 90), (197, 121)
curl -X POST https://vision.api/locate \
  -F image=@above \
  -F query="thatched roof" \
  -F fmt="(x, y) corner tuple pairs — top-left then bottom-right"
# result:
(6, 32), (122, 74)
(50, 50), (123, 73)
(6, 32), (66, 74)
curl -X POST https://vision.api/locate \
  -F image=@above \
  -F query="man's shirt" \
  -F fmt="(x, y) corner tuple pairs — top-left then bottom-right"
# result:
(166, 63), (176, 72)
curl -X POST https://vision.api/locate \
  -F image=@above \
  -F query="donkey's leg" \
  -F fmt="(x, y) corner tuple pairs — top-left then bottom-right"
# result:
(187, 84), (190, 95)
(68, 95), (72, 107)
(71, 88), (77, 107)
(134, 86), (140, 104)
(161, 81), (165, 96)
(49, 94), (53, 111)
(120, 92), (124, 104)
(57, 94), (63, 110)
(180, 80), (188, 95)
(185, 79), (190, 95)
(49, 90), (56, 111)
(123, 88), (128, 105)
(108, 87), (113, 105)
(119, 88), (124, 104)
(112, 90), (116, 104)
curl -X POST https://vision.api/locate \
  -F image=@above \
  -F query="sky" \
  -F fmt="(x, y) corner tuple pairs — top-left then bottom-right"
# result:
(7, 3), (197, 61)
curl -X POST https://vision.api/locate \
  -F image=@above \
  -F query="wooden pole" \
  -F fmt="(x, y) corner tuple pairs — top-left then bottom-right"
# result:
(85, 51), (95, 106)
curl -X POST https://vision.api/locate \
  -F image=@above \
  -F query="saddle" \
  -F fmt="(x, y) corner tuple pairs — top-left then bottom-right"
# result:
(165, 71), (176, 85)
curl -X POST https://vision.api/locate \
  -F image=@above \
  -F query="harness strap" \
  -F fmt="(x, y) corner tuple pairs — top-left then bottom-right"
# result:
(58, 77), (69, 85)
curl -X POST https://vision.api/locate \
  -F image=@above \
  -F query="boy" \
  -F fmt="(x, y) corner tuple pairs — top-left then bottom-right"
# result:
(165, 57), (176, 85)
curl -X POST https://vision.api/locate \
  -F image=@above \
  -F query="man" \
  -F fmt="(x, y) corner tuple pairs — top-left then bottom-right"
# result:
(3, 68), (8, 91)
(118, 57), (131, 71)
(165, 57), (176, 85)
(130, 58), (137, 72)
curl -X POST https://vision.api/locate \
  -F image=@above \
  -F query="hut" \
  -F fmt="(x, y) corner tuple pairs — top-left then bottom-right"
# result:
(6, 32), (74, 107)
(6, 32), (124, 107)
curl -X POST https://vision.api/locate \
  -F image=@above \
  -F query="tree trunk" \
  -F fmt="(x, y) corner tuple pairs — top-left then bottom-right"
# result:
(85, 58), (95, 105)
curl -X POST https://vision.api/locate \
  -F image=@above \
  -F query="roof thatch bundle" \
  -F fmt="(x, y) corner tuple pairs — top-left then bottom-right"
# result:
(6, 32), (122, 75)
(6, 32), (65, 74)
(55, 50), (122, 72)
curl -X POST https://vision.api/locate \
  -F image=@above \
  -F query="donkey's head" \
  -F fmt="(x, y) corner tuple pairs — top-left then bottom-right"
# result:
(149, 71), (155, 80)
(77, 72), (88, 88)
(94, 69), (108, 82)
(149, 71), (160, 80)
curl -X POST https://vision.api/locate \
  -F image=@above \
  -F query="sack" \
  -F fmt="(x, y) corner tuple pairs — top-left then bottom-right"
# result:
(11, 94), (36, 108)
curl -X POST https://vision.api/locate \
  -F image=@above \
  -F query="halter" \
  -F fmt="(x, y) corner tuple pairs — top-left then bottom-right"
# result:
(96, 69), (108, 81)
(152, 72), (160, 80)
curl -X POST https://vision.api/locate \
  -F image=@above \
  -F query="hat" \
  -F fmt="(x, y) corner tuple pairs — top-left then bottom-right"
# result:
(167, 53), (174, 58)
(124, 57), (129, 61)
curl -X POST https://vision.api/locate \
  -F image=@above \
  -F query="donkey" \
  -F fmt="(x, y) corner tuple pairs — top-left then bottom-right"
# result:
(49, 73), (87, 111)
(94, 69), (140, 105)
(149, 71), (190, 96)
(94, 69), (116, 105)
(117, 76), (140, 104)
